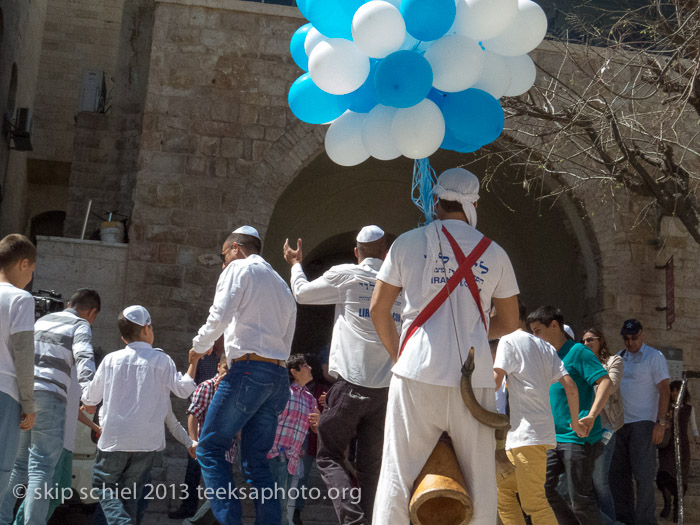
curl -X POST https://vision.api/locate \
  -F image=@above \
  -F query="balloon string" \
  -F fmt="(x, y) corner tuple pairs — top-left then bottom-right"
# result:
(411, 158), (437, 224)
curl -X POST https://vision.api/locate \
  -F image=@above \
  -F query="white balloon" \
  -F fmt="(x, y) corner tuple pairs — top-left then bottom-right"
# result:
(362, 105), (401, 160)
(309, 39), (371, 95)
(483, 0), (547, 57)
(304, 28), (329, 56)
(471, 51), (511, 98)
(503, 54), (536, 96)
(391, 99), (445, 159)
(325, 111), (370, 166)
(424, 34), (484, 92)
(352, 1), (406, 58)
(453, 0), (518, 41)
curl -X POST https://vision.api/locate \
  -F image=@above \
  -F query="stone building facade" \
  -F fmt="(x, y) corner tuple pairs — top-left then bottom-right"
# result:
(3, 0), (697, 376)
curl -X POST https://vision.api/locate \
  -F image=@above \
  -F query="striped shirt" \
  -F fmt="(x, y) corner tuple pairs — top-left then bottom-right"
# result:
(267, 382), (318, 475)
(34, 308), (95, 402)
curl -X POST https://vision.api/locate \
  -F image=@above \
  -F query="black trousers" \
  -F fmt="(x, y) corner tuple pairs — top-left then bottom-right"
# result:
(316, 378), (388, 525)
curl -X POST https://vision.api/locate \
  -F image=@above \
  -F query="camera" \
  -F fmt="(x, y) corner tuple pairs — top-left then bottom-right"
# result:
(32, 289), (65, 320)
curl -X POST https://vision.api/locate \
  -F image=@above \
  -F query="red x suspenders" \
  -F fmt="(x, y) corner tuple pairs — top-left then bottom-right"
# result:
(398, 226), (492, 358)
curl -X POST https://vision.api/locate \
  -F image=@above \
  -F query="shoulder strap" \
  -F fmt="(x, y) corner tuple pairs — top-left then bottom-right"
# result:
(398, 227), (492, 357)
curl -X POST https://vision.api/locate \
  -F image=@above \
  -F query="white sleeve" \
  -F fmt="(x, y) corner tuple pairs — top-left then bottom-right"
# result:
(493, 338), (518, 374)
(81, 360), (105, 406)
(167, 358), (196, 399)
(192, 265), (244, 353)
(290, 264), (342, 305)
(164, 399), (193, 448)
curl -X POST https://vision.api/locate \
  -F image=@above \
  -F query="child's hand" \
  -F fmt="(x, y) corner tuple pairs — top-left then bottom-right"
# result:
(188, 443), (197, 459)
(189, 348), (204, 364)
(20, 412), (35, 430)
(81, 403), (97, 415)
(309, 407), (320, 429)
(319, 393), (327, 408)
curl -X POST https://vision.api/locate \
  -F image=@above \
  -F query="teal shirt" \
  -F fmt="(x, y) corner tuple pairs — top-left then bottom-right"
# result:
(549, 340), (608, 444)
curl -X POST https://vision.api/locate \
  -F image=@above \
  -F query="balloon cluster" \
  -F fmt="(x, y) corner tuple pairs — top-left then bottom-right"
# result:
(287, 0), (547, 166)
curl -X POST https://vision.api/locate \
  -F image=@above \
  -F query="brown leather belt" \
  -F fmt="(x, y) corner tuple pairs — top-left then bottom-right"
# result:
(232, 353), (285, 367)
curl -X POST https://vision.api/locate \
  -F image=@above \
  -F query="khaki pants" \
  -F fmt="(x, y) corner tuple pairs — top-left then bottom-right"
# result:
(497, 445), (557, 525)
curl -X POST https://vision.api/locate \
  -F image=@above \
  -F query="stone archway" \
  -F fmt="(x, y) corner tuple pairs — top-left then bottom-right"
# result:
(261, 138), (603, 346)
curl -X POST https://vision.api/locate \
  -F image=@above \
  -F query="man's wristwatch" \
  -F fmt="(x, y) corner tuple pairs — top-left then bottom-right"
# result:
(656, 419), (669, 427)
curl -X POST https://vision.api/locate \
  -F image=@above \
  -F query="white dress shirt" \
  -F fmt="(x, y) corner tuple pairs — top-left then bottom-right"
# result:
(82, 341), (195, 452)
(193, 254), (297, 362)
(290, 258), (402, 388)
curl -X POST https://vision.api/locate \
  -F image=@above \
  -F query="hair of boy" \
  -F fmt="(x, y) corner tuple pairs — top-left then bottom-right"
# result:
(287, 354), (307, 383)
(356, 237), (386, 260)
(517, 298), (527, 323)
(438, 199), (464, 214)
(0, 234), (37, 269)
(69, 288), (101, 312)
(117, 312), (144, 342)
(224, 232), (261, 255)
(526, 305), (565, 332)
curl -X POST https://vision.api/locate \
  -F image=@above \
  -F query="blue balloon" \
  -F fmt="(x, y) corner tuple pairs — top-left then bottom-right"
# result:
(348, 60), (379, 113)
(288, 73), (352, 124)
(441, 88), (504, 146)
(440, 125), (480, 153)
(305, 0), (367, 39)
(296, 0), (310, 20)
(374, 51), (433, 109)
(401, 0), (456, 42)
(290, 24), (312, 71)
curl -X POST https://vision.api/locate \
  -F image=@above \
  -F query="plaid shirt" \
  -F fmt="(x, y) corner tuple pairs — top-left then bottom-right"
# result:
(267, 382), (318, 475)
(187, 377), (236, 462)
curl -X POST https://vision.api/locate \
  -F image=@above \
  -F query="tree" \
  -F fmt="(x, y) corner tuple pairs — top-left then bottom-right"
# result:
(478, 0), (700, 244)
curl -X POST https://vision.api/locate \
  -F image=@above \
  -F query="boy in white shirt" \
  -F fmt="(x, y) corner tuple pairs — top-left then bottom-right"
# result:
(493, 302), (585, 525)
(82, 305), (201, 524)
(0, 234), (36, 506)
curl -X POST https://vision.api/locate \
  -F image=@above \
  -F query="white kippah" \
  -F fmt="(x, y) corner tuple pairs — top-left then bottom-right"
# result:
(232, 225), (261, 240)
(432, 167), (480, 227)
(356, 225), (385, 243)
(564, 324), (575, 340)
(122, 305), (152, 327)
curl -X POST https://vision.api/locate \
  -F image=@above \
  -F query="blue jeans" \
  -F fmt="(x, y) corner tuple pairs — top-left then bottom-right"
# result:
(269, 456), (291, 525)
(545, 441), (604, 525)
(0, 426), (30, 525)
(610, 421), (657, 525)
(294, 436), (313, 511)
(92, 450), (155, 525)
(592, 432), (616, 524)
(197, 360), (289, 525)
(24, 391), (66, 525)
(0, 392), (22, 523)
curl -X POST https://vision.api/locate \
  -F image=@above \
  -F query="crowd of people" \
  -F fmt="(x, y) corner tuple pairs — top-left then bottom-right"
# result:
(0, 165), (697, 525)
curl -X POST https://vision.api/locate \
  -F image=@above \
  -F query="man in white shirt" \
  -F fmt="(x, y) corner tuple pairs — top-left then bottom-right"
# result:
(610, 319), (670, 525)
(370, 168), (520, 524)
(283, 225), (402, 524)
(493, 301), (584, 525)
(191, 226), (297, 525)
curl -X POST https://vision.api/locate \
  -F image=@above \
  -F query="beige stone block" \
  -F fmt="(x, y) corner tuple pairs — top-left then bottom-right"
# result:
(200, 136), (220, 156)
(615, 293), (643, 316)
(221, 138), (244, 159)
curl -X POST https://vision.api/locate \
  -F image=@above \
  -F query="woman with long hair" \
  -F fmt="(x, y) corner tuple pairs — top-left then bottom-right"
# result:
(581, 327), (624, 525)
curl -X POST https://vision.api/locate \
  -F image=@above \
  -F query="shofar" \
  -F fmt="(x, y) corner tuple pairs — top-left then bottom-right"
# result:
(409, 347), (514, 525)
(459, 347), (514, 479)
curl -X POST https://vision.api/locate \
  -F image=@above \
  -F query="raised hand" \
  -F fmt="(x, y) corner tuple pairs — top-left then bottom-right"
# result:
(283, 238), (303, 266)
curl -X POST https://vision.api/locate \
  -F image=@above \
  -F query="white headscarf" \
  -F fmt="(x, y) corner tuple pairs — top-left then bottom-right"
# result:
(431, 167), (480, 228)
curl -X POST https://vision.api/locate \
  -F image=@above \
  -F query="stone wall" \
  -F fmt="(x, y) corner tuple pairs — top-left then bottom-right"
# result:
(33, 236), (128, 355)
(125, 0), (306, 352)
(0, 0), (49, 235)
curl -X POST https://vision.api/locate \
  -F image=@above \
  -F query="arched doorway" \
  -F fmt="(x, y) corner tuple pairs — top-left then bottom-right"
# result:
(264, 147), (600, 353)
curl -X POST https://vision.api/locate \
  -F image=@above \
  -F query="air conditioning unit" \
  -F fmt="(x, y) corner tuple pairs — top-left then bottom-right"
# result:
(10, 107), (32, 151)
(79, 69), (106, 113)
